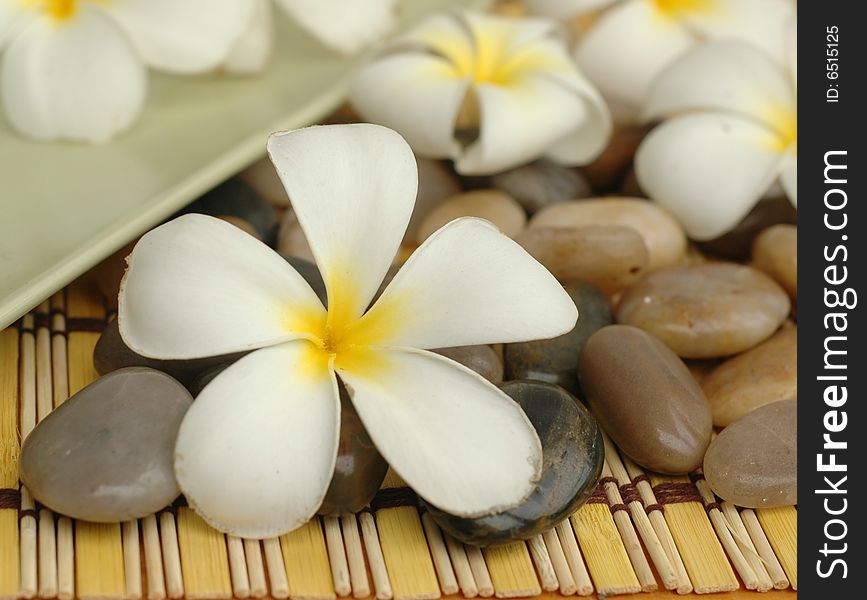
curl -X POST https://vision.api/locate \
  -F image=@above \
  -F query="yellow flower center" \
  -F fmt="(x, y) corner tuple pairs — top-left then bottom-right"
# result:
(652, 0), (715, 18)
(24, 0), (77, 20)
(763, 104), (797, 151)
(291, 273), (408, 378)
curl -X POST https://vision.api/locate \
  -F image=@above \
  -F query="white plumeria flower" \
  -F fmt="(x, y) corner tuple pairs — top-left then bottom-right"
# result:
(221, 0), (398, 74)
(0, 0), (251, 142)
(349, 11), (611, 176)
(533, 0), (795, 121)
(635, 41), (796, 241)
(118, 123), (577, 538)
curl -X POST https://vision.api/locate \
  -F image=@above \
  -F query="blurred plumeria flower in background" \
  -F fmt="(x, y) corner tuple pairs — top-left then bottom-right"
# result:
(118, 124), (578, 537)
(0, 0), (252, 142)
(527, 0), (794, 121)
(222, 0), (398, 74)
(635, 41), (796, 240)
(350, 11), (611, 176)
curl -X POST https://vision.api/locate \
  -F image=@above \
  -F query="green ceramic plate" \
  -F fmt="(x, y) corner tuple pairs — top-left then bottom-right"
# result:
(0, 0), (484, 330)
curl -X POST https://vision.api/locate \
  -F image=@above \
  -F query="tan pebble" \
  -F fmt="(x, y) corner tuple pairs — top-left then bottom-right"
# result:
(702, 324), (796, 427)
(616, 263), (791, 358)
(752, 225), (797, 300)
(415, 189), (526, 243)
(276, 210), (315, 262)
(405, 159), (462, 242)
(579, 124), (647, 190)
(530, 197), (686, 271)
(239, 156), (290, 206)
(434, 345), (503, 384)
(515, 225), (648, 293)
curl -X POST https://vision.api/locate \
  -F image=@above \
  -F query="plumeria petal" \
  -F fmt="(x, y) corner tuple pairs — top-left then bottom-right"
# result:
(350, 53), (468, 158)
(119, 214), (325, 359)
(574, 0), (695, 117)
(779, 147), (796, 207)
(636, 112), (786, 240)
(0, 2), (31, 50)
(392, 12), (475, 67)
(267, 124), (417, 325)
(174, 341), (340, 538)
(682, 0), (794, 65)
(101, 0), (251, 73)
(336, 347), (541, 517)
(642, 41), (795, 128)
(524, 0), (617, 20)
(221, 0), (273, 74)
(1, 9), (146, 143)
(275, 0), (397, 55)
(356, 218), (577, 349)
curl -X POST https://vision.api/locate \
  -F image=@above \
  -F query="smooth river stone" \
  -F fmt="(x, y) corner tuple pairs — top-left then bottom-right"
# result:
(404, 158), (462, 242)
(94, 318), (244, 388)
(319, 387), (389, 515)
(184, 178), (278, 243)
(426, 381), (603, 545)
(515, 225), (648, 293)
(702, 324), (796, 427)
(697, 196), (798, 260)
(579, 124), (648, 192)
(434, 345), (504, 384)
(578, 325), (712, 474)
(529, 198), (686, 271)
(19, 368), (191, 521)
(415, 190), (527, 243)
(752, 225), (797, 300)
(616, 263), (791, 359)
(703, 400), (797, 508)
(505, 281), (612, 395)
(277, 209), (315, 262)
(239, 156), (290, 207)
(491, 160), (591, 213)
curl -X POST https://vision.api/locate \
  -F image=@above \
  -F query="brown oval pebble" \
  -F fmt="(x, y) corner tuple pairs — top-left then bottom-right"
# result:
(752, 225), (797, 300)
(616, 263), (791, 358)
(404, 158), (462, 242)
(702, 324), (796, 427)
(514, 225), (648, 293)
(490, 160), (591, 213)
(529, 198), (686, 271)
(704, 400), (796, 508)
(415, 190), (526, 243)
(578, 325), (712, 474)
(434, 345), (504, 384)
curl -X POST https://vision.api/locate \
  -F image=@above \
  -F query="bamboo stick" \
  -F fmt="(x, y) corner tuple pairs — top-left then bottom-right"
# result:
(0, 327), (19, 600)
(465, 545), (493, 597)
(242, 539), (267, 599)
(122, 520), (143, 600)
(602, 434), (678, 591)
(554, 521), (592, 596)
(226, 536), (250, 599)
(526, 535), (557, 592)
(359, 512), (393, 600)
(375, 507), (439, 600)
(483, 541), (541, 597)
(622, 456), (691, 593)
(693, 476), (757, 589)
(19, 315), (37, 600)
(324, 516), (352, 597)
(176, 508), (232, 600)
(262, 537), (288, 599)
(37, 508), (57, 599)
(720, 502), (773, 592)
(756, 506), (797, 590)
(142, 515), (166, 600)
(541, 528), (575, 595)
(648, 474), (738, 594)
(340, 514), (370, 599)
(280, 518), (336, 600)
(34, 303), (57, 600)
(75, 522), (126, 600)
(443, 533), (478, 598)
(599, 460), (656, 592)
(740, 508), (789, 589)
(570, 504), (640, 596)
(159, 512), (184, 599)
(420, 513), (458, 595)
(56, 517), (74, 600)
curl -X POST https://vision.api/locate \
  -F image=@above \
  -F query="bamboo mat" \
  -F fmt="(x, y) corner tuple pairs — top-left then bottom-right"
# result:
(0, 282), (797, 600)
